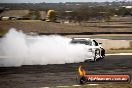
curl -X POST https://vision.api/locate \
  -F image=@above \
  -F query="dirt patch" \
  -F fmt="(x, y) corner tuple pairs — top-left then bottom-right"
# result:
(0, 17), (132, 35)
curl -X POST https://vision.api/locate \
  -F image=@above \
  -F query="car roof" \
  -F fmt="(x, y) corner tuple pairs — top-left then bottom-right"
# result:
(72, 37), (91, 40)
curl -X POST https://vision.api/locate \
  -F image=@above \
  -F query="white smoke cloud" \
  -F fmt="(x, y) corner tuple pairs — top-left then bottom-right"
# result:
(0, 28), (91, 67)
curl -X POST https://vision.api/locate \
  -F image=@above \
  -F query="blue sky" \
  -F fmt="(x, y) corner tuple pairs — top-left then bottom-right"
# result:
(0, 0), (131, 3)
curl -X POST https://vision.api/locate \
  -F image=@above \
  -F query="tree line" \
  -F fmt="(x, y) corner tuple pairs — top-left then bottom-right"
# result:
(56, 6), (132, 23)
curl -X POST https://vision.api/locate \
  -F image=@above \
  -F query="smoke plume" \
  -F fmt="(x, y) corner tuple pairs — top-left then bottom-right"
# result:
(0, 28), (90, 67)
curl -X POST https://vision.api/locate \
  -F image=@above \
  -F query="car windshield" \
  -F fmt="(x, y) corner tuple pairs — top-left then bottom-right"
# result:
(93, 40), (99, 46)
(71, 39), (92, 46)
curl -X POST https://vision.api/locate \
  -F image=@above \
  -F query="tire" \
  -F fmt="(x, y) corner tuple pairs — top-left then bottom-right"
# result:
(94, 50), (97, 61)
(90, 50), (97, 62)
(101, 48), (105, 59)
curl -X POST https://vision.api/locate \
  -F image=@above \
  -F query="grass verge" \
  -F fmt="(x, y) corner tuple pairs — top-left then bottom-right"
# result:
(0, 28), (8, 36)
(106, 49), (132, 54)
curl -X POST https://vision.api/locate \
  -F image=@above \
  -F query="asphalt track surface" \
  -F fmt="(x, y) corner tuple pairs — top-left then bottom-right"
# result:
(0, 55), (132, 88)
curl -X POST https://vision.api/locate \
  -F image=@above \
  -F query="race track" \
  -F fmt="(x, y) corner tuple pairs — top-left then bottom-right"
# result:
(0, 55), (132, 88)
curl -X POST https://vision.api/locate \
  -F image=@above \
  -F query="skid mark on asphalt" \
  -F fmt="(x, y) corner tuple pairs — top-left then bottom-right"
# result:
(38, 84), (99, 88)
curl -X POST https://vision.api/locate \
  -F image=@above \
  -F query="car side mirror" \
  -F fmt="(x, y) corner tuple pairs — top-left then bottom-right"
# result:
(99, 43), (102, 44)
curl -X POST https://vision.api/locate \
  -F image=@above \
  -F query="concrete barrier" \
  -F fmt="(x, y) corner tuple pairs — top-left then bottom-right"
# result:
(96, 39), (131, 50)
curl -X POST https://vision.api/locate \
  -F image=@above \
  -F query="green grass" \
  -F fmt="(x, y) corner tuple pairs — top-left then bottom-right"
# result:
(106, 49), (132, 54)
(0, 29), (8, 36)
(15, 20), (42, 22)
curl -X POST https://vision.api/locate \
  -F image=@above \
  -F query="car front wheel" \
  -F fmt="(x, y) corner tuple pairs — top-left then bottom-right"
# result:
(90, 50), (98, 62)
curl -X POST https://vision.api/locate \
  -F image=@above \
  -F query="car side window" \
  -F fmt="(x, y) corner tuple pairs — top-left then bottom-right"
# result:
(71, 39), (92, 46)
(88, 41), (92, 46)
(84, 41), (92, 46)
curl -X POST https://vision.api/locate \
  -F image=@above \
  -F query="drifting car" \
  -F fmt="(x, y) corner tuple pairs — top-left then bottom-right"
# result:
(70, 38), (105, 62)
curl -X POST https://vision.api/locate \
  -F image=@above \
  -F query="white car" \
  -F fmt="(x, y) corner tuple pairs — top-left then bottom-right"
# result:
(70, 38), (105, 62)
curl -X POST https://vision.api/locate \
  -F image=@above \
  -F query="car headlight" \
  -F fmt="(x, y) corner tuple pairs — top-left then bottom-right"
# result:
(96, 50), (100, 54)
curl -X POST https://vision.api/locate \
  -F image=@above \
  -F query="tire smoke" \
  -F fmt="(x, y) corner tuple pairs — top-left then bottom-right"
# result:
(0, 28), (90, 67)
